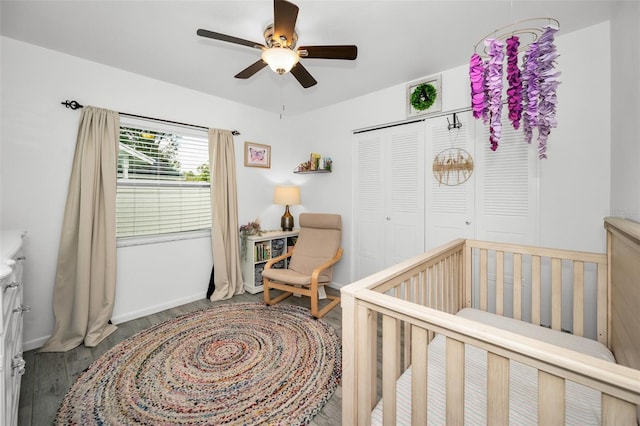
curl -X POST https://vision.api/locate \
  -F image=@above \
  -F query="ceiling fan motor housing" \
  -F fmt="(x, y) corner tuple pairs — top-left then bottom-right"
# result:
(264, 23), (298, 49)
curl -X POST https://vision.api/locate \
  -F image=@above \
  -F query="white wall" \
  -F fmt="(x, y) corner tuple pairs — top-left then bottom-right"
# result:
(0, 37), (286, 349)
(537, 22), (611, 252)
(291, 20), (614, 285)
(610, 1), (640, 222)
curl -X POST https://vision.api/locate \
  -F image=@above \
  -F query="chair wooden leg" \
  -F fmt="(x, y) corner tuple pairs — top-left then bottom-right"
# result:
(311, 294), (341, 319)
(264, 279), (293, 306)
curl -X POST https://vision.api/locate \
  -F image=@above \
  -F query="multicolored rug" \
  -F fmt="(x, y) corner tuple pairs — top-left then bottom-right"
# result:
(56, 303), (341, 425)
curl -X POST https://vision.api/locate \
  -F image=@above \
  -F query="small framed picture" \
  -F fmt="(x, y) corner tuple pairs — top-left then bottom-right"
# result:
(244, 142), (271, 168)
(406, 75), (442, 118)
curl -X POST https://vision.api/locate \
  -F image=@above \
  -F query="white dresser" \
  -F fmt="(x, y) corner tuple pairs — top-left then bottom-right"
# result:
(0, 230), (28, 426)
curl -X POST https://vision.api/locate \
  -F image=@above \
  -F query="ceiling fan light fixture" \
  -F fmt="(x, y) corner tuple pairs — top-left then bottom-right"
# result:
(261, 47), (299, 75)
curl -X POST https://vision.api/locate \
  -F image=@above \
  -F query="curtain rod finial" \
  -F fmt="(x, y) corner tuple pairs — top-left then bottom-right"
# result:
(61, 100), (83, 110)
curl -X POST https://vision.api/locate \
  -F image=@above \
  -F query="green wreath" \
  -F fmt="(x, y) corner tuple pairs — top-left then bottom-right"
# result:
(410, 83), (437, 111)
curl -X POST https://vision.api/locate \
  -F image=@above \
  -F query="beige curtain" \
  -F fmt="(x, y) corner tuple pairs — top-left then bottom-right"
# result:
(40, 107), (119, 352)
(208, 129), (244, 301)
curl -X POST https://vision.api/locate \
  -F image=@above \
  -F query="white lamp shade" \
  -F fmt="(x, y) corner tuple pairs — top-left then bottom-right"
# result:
(261, 48), (299, 75)
(273, 185), (301, 205)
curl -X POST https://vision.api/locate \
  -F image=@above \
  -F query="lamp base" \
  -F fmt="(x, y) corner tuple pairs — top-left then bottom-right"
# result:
(281, 205), (294, 231)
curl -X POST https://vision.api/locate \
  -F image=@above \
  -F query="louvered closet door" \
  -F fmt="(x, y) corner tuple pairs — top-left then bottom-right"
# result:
(474, 114), (538, 245)
(353, 122), (425, 280)
(425, 111), (537, 249)
(386, 125), (426, 267)
(425, 112), (476, 250)
(354, 132), (385, 280)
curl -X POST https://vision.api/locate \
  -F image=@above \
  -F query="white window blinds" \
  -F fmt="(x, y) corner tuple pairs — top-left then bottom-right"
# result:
(116, 119), (211, 239)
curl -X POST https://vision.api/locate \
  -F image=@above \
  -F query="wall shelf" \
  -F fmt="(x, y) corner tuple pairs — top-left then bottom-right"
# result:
(295, 153), (332, 173)
(293, 169), (332, 174)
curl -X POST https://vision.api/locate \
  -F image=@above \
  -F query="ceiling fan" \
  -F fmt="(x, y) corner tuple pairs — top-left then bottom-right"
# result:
(197, 0), (358, 88)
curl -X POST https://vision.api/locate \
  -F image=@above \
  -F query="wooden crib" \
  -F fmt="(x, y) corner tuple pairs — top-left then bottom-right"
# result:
(341, 217), (640, 425)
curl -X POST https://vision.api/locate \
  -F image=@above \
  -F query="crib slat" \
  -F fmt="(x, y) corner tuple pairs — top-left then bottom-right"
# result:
(403, 319), (411, 370)
(382, 315), (398, 426)
(601, 394), (637, 424)
(480, 249), (488, 311)
(538, 371), (565, 425)
(369, 311), (378, 412)
(411, 326), (428, 426)
(532, 255), (541, 325)
(446, 338), (465, 426)
(438, 259), (447, 311)
(464, 245), (472, 308)
(487, 353), (509, 425)
(403, 281), (412, 370)
(453, 252), (460, 312)
(513, 253), (522, 320)
(496, 251), (504, 316)
(444, 257), (450, 312)
(436, 260), (443, 311)
(573, 261), (585, 336)
(455, 251), (462, 311)
(597, 263), (607, 345)
(551, 258), (562, 331)
(430, 264), (437, 309)
(355, 305), (373, 424)
(417, 270), (424, 306)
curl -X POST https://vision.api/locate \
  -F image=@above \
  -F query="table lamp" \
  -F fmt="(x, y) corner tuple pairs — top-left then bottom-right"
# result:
(273, 185), (300, 231)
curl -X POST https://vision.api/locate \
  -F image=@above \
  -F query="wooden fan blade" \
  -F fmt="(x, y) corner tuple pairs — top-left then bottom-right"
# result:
(290, 62), (317, 88)
(235, 60), (268, 79)
(197, 29), (265, 50)
(274, 0), (299, 46)
(298, 45), (358, 60)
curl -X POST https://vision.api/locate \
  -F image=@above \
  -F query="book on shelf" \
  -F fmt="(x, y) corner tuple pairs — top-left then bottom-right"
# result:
(253, 242), (271, 262)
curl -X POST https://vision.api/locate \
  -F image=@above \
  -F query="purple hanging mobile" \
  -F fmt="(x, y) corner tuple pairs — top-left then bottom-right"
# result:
(506, 36), (523, 130)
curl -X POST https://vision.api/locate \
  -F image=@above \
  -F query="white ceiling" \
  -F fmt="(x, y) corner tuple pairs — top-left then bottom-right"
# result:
(1, 0), (614, 116)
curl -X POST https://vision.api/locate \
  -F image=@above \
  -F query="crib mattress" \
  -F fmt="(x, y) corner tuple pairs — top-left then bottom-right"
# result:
(371, 308), (616, 425)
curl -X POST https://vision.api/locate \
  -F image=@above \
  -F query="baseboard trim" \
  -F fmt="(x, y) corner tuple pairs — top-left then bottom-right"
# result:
(24, 292), (208, 351)
(327, 282), (343, 290)
(111, 293), (207, 324)
(24, 336), (50, 352)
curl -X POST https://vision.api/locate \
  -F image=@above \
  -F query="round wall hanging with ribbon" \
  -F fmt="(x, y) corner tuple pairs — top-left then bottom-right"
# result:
(432, 147), (474, 186)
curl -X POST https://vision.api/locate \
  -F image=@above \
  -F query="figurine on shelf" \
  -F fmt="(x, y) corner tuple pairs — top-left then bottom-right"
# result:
(295, 161), (311, 172)
(323, 157), (332, 171)
(310, 153), (321, 170)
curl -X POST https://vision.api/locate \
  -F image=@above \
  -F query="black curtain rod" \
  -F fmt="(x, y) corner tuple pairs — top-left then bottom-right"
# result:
(61, 100), (240, 136)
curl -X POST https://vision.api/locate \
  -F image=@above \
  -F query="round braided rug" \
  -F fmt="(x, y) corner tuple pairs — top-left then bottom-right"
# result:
(56, 303), (341, 425)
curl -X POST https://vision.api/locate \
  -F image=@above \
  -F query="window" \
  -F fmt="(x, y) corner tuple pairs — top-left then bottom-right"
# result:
(116, 119), (211, 240)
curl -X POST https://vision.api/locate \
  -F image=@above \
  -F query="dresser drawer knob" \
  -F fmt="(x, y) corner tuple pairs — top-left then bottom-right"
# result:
(13, 304), (31, 315)
(3, 281), (21, 291)
(12, 355), (26, 376)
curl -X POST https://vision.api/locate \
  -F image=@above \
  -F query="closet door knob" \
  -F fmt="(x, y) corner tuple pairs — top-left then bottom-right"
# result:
(386, 217), (391, 221)
(12, 355), (26, 376)
(4, 281), (20, 291)
(465, 221), (471, 225)
(13, 304), (31, 315)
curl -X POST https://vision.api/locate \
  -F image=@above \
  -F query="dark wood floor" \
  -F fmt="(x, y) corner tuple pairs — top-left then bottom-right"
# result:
(18, 289), (342, 426)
